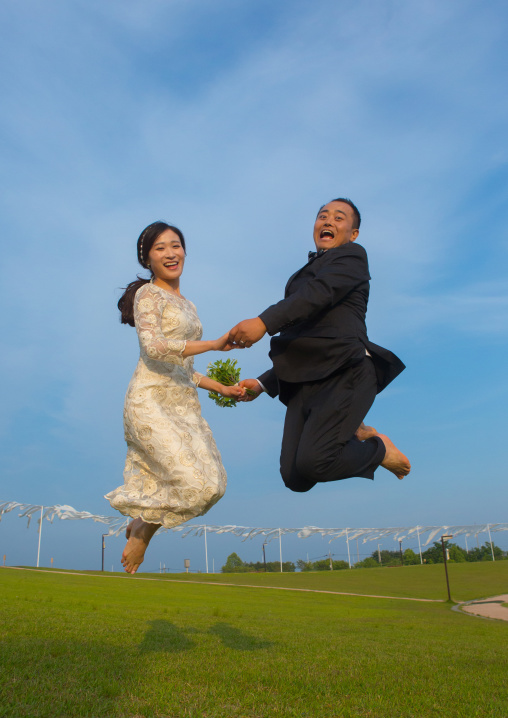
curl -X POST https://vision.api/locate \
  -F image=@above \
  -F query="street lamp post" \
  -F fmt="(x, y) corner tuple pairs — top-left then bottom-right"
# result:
(262, 541), (267, 572)
(101, 533), (108, 572)
(441, 534), (453, 601)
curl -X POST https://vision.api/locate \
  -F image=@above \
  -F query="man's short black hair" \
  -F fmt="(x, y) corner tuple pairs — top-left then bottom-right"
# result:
(318, 198), (361, 230)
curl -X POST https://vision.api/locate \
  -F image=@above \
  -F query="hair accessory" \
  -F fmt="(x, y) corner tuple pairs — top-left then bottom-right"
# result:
(138, 225), (152, 267)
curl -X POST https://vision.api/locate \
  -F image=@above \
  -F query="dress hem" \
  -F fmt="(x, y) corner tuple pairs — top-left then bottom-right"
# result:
(104, 494), (208, 529)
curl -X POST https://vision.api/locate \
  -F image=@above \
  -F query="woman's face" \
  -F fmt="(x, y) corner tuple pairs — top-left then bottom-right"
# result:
(147, 229), (186, 283)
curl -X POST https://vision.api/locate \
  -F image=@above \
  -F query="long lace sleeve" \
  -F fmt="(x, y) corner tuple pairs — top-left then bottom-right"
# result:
(134, 284), (186, 364)
(192, 371), (204, 387)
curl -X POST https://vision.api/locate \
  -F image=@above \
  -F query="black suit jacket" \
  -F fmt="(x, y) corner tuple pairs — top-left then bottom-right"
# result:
(257, 242), (404, 399)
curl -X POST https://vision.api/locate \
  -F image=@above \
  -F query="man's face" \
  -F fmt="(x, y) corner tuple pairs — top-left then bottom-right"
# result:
(313, 201), (359, 250)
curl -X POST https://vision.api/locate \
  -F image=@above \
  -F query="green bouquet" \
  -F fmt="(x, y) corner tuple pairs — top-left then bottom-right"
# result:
(206, 358), (254, 408)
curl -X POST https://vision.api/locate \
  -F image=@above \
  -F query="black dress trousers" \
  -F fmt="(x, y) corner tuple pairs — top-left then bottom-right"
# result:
(279, 357), (386, 493)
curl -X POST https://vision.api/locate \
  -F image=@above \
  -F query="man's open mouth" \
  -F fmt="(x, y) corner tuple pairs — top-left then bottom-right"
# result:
(320, 230), (334, 239)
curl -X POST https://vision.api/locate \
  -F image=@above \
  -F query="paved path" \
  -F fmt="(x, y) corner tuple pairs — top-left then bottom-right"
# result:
(458, 594), (508, 622)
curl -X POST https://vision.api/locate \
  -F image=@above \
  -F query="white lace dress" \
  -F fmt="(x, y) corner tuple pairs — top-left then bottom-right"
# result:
(105, 282), (227, 528)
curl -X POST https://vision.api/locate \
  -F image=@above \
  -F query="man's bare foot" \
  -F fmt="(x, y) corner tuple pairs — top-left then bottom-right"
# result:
(378, 433), (411, 480)
(121, 517), (160, 574)
(355, 422), (378, 441)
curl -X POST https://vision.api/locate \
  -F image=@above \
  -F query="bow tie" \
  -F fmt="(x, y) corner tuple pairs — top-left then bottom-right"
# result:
(308, 249), (326, 261)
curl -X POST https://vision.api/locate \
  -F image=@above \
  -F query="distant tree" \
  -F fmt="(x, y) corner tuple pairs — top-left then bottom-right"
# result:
(331, 560), (349, 570)
(370, 549), (401, 566)
(421, 541), (506, 564)
(245, 560), (296, 572)
(403, 548), (419, 565)
(448, 544), (466, 563)
(297, 558), (349, 571)
(422, 542), (447, 564)
(471, 542), (505, 561)
(222, 552), (250, 573)
(466, 547), (481, 562)
(308, 559), (330, 571)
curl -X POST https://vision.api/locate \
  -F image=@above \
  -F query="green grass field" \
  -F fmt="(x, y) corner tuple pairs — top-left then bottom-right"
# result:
(1, 563), (507, 718)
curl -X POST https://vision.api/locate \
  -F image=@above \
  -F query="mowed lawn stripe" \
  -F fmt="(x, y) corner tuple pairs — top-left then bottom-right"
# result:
(5, 566), (442, 602)
(10, 558), (508, 602)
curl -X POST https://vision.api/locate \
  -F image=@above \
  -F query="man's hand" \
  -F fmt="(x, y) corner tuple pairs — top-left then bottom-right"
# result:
(228, 318), (267, 348)
(237, 379), (263, 402)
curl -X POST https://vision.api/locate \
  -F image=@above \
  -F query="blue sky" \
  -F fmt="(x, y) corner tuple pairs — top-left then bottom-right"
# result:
(1, 0), (507, 572)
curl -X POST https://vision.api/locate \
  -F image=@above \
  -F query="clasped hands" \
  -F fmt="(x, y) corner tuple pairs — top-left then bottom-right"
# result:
(228, 317), (267, 349)
(214, 316), (266, 352)
(230, 317), (266, 402)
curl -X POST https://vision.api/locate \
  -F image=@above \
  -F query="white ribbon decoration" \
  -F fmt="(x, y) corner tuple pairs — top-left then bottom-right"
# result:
(1, 501), (506, 546)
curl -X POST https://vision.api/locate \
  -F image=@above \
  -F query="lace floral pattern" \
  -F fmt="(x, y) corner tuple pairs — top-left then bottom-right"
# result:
(105, 283), (226, 527)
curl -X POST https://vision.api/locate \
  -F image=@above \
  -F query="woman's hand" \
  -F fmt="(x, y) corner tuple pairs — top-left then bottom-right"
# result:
(213, 332), (242, 352)
(219, 384), (246, 399)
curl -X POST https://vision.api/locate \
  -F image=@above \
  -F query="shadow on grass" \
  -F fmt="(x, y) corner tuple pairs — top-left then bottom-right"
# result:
(138, 619), (194, 653)
(138, 619), (273, 654)
(209, 622), (273, 651)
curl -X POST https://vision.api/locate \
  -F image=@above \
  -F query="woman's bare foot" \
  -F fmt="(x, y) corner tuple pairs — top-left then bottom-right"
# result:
(121, 517), (161, 574)
(355, 422), (378, 441)
(377, 433), (411, 480)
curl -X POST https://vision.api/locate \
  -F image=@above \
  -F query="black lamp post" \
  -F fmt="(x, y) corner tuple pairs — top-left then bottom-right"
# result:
(262, 541), (267, 572)
(441, 534), (453, 601)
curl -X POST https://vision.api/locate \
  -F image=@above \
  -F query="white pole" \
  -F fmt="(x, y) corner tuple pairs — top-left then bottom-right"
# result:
(36, 507), (43, 567)
(346, 529), (351, 568)
(487, 524), (495, 561)
(212, 558), (215, 574)
(204, 525), (209, 573)
(416, 526), (423, 564)
(464, 535), (468, 553)
(279, 528), (283, 572)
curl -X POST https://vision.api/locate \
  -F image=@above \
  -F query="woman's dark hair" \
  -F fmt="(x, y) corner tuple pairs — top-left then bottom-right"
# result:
(118, 221), (187, 326)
